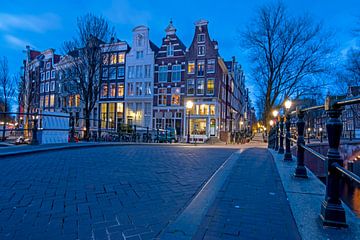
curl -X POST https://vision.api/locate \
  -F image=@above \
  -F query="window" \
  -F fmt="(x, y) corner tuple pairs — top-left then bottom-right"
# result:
(40, 96), (44, 108)
(45, 95), (49, 107)
(127, 83), (134, 96)
(167, 45), (174, 56)
(158, 66), (168, 82)
(187, 79), (195, 95)
(46, 62), (51, 69)
(136, 51), (144, 59)
(41, 73), (45, 81)
(45, 82), (49, 92)
(135, 65), (143, 78)
(171, 87), (181, 105)
(144, 82), (151, 95)
(50, 81), (55, 91)
(144, 103), (151, 115)
(136, 34), (143, 46)
(102, 67), (109, 78)
(101, 84), (108, 98)
(136, 82), (142, 96)
(198, 34), (205, 43)
(50, 94), (55, 107)
(144, 65), (151, 78)
(102, 54), (109, 65)
(40, 83), (44, 93)
(110, 53), (117, 64)
(188, 61), (195, 74)
(210, 104), (215, 115)
(207, 78), (215, 95)
(158, 88), (167, 105)
(109, 67), (116, 79)
(199, 104), (209, 115)
(118, 53), (125, 64)
(128, 66), (135, 79)
(207, 59), (215, 73)
(198, 46), (205, 56)
(117, 66), (125, 78)
(46, 71), (50, 80)
(110, 83), (116, 97)
(101, 104), (107, 128)
(197, 79), (205, 95)
(117, 83), (124, 97)
(75, 94), (80, 107)
(51, 70), (56, 79)
(197, 61), (205, 76)
(171, 65), (181, 82)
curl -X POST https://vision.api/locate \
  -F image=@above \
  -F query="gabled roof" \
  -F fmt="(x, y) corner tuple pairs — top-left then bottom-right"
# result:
(149, 40), (159, 54)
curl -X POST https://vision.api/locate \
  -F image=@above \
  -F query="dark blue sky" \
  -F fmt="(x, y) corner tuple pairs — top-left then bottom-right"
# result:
(1, 0), (359, 95)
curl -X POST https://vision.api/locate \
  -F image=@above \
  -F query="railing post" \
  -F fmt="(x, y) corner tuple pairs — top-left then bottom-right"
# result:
(284, 114), (292, 161)
(30, 115), (39, 145)
(294, 110), (308, 178)
(320, 97), (347, 228)
(69, 116), (76, 143)
(275, 122), (279, 151)
(278, 116), (285, 154)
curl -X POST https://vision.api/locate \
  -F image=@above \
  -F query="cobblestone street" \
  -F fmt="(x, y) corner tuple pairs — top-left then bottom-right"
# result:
(0, 145), (237, 240)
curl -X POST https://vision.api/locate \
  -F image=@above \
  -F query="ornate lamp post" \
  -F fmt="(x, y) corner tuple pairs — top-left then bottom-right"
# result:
(319, 127), (323, 143)
(273, 110), (279, 151)
(307, 127), (311, 143)
(186, 100), (193, 143)
(284, 99), (293, 161)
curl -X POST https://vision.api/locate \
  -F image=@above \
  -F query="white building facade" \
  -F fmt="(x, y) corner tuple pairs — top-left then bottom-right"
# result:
(125, 26), (158, 128)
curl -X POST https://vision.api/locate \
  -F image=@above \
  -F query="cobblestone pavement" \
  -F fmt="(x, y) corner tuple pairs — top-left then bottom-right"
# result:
(193, 148), (301, 240)
(0, 145), (237, 240)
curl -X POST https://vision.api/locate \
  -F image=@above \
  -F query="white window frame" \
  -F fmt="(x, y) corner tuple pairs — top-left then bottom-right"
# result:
(198, 45), (205, 56)
(171, 65), (181, 82)
(197, 34), (205, 43)
(50, 81), (55, 91)
(158, 66), (168, 83)
(51, 70), (56, 79)
(167, 44), (174, 57)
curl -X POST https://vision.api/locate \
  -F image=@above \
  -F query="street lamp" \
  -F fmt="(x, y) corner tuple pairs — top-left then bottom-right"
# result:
(307, 127), (311, 143)
(319, 127), (323, 143)
(284, 99), (293, 161)
(186, 100), (193, 143)
(272, 110), (279, 118)
(269, 120), (274, 127)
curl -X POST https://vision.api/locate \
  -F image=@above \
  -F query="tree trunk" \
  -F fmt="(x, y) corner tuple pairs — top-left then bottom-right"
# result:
(85, 110), (90, 141)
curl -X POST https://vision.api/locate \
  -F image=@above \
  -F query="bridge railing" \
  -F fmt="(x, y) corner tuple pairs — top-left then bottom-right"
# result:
(0, 111), (175, 144)
(268, 96), (360, 228)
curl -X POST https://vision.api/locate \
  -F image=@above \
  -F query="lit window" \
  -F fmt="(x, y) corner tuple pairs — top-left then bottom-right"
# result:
(117, 66), (125, 78)
(171, 87), (181, 105)
(110, 84), (116, 97)
(187, 79), (195, 95)
(118, 53), (125, 64)
(101, 104), (107, 128)
(127, 83), (134, 96)
(45, 95), (49, 107)
(117, 83), (124, 97)
(207, 78), (215, 95)
(144, 82), (152, 95)
(167, 45), (174, 56)
(197, 79), (205, 95)
(171, 65), (181, 82)
(75, 94), (80, 107)
(102, 54), (109, 65)
(40, 96), (44, 108)
(158, 88), (167, 105)
(101, 84), (108, 98)
(51, 70), (56, 79)
(210, 104), (216, 115)
(197, 61), (205, 76)
(136, 82), (142, 96)
(207, 59), (215, 73)
(158, 66), (168, 82)
(109, 67), (116, 79)
(197, 34), (205, 43)
(102, 67), (108, 78)
(188, 61), (195, 74)
(198, 46), (205, 56)
(144, 65), (151, 78)
(110, 53), (117, 64)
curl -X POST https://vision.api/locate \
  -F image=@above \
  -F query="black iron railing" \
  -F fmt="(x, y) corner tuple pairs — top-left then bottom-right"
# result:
(0, 111), (176, 144)
(268, 95), (360, 228)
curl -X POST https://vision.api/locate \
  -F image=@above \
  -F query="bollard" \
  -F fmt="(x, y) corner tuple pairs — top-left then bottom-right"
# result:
(294, 110), (307, 178)
(284, 114), (292, 161)
(30, 116), (39, 145)
(320, 98), (347, 228)
(278, 116), (285, 154)
(69, 116), (76, 143)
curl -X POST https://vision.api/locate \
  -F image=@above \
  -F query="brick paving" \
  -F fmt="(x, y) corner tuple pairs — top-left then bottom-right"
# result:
(193, 148), (301, 240)
(0, 145), (237, 240)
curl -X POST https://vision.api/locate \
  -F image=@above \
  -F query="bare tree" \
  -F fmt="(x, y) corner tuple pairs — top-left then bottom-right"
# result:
(242, 1), (334, 125)
(0, 57), (18, 140)
(59, 13), (115, 140)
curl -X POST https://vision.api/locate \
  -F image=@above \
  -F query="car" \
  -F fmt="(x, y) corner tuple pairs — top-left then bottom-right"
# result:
(15, 136), (30, 145)
(158, 128), (177, 143)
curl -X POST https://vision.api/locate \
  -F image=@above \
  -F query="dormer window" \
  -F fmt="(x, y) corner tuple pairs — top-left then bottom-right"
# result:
(198, 34), (205, 43)
(167, 45), (174, 57)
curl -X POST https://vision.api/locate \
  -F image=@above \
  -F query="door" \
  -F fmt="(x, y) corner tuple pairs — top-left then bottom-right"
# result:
(210, 119), (216, 136)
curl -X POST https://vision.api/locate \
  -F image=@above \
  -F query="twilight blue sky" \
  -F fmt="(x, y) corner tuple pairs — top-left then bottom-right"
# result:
(1, 0), (359, 96)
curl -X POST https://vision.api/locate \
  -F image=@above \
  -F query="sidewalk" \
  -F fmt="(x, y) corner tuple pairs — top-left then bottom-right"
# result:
(192, 147), (301, 240)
